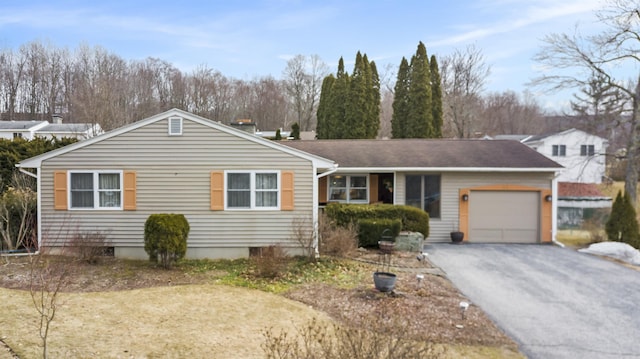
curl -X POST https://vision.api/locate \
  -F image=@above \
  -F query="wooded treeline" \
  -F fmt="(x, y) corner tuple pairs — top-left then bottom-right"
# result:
(1, 40), (562, 139)
(0, 41), (303, 132)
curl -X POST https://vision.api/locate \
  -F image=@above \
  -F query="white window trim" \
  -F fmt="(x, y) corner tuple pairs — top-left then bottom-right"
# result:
(168, 116), (183, 136)
(327, 174), (369, 204)
(224, 170), (280, 210)
(68, 170), (124, 210)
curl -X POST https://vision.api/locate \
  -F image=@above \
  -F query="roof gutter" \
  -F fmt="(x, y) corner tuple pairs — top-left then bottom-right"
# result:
(332, 167), (562, 173)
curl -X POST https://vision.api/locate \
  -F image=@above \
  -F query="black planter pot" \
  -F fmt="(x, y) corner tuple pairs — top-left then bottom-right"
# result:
(373, 272), (397, 292)
(450, 231), (464, 244)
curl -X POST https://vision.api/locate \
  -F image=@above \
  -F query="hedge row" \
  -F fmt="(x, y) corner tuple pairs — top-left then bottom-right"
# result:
(357, 218), (402, 247)
(325, 203), (429, 239)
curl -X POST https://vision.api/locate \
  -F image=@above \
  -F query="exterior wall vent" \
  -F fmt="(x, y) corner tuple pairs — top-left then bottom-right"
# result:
(168, 117), (183, 136)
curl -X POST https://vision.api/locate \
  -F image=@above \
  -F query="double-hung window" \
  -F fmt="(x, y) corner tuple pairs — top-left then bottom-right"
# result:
(69, 171), (122, 209)
(226, 171), (279, 209)
(552, 145), (566, 157)
(328, 175), (368, 203)
(580, 144), (595, 156)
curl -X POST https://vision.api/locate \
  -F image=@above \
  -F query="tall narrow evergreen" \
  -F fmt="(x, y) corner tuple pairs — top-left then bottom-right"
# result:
(316, 74), (335, 139)
(367, 59), (381, 138)
(346, 52), (368, 138)
(330, 57), (350, 138)
(391, 57), (410, 138)
(430, 55), (443, 138)
(407, 41), (433, 138)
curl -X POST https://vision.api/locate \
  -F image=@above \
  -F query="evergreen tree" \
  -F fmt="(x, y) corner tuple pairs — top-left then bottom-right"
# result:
(606, 191), (640, 248)
(407, 41), (433, 138)
(275, 128), (282, 140)
(316, 53), (380, 139)
(391, 57), (410, 138)
(345, 52), (368, 138)
(329, 58), (349, 138)
(290, 122), (300, 140)
(430, 55), (443, 138)
(316, 75), (335, 139)
(367, 59), (381, 138)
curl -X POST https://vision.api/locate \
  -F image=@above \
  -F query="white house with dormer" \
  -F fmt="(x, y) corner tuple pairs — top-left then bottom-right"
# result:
(496, 129), (608, 184)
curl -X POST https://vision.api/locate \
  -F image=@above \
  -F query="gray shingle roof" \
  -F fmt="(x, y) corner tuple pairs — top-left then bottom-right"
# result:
(0, 121), (47, 130)
(38, 123), (93, 133)
(283, 139), (563, 169)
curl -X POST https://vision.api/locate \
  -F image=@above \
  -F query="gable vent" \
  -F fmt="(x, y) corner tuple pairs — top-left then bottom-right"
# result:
(168, 117), (183, 136)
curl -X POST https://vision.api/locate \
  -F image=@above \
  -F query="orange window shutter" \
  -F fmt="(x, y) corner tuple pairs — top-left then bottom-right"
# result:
(53, 171), (68, 210)
(281, 171), (294, 211)
(210, 172), (224, 210)
(123, 171), (137, 210)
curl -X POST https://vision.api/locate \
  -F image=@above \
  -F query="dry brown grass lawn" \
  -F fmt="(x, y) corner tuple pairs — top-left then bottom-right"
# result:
(1, 284), (328, 359)
(0, 253), (524, 359)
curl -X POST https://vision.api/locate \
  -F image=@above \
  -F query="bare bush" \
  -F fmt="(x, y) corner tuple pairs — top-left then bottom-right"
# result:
(68, 230), (111, 264)
(28, 252), (73, 359)
(262, 316), (445, 359)
(583, 220), (607, 244)
(251, 245), (290, 279)
(318, 213), (358, 257)
(290, 216), (316, 260)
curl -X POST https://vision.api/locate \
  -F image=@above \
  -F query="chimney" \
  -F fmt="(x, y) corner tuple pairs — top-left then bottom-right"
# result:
(52, 114), (63, 124)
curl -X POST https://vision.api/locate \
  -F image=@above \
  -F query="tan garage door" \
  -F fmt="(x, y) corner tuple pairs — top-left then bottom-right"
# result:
(468, 191), (539, 243)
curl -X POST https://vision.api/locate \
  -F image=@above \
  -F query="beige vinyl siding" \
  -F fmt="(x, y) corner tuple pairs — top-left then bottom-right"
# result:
(395, 171), (553, 242)
(39, 119), (315, 251)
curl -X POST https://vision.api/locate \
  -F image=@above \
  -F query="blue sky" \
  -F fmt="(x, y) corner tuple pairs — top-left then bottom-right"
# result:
(0, 0), (610, 111)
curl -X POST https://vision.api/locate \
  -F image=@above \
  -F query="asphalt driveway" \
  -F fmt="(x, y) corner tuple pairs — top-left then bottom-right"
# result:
(425, 243), (640, 359)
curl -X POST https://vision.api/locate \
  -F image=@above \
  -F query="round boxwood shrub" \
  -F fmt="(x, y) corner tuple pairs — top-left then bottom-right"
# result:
(144, 213), (190, 268)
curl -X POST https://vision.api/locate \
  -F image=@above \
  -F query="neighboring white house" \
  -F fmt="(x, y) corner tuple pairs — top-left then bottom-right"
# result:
(497, 129), (608, 184)
(0, 115), (103, 141)
(0, 120), (49, 140)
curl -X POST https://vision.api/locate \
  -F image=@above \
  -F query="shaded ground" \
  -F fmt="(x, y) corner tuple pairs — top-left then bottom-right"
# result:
(0, 250), (519, 357)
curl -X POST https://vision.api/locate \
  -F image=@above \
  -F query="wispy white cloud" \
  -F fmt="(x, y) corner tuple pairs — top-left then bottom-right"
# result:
(430, 0), (602, 46)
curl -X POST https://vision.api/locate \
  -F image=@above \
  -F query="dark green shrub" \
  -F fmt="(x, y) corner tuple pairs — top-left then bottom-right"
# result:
(605, 191), (640, 248)
(357, 218), (402, 247)
(144, 214), (190, 268)
(325, 203), (429, 238)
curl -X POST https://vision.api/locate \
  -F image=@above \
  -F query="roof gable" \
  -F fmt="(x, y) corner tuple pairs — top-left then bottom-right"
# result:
(283, 139), (563, 170)
(18, 109), (335, 170)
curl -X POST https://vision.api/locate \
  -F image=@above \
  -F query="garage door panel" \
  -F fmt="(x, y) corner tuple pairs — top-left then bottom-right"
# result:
(469, 191), (539, 243)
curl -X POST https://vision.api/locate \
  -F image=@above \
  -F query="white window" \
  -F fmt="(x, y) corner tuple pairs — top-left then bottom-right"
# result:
(580, 144), (595, 156)
(69, 171), (122, 210)
(552, 145), (566, 157)
(328, 175), (368, 203)
(168, 117), (183, 136)
(226, 171), (279, 209)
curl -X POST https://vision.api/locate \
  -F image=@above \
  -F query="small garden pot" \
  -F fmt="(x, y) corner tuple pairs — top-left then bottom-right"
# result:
(373, 272), (397, 292)
(450, 231), (464, 244)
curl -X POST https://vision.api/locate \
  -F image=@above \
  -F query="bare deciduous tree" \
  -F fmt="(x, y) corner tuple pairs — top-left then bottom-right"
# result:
(532, 0), (640, 205)
(440, 45), (491, 138)
(282, 54), (328, 131)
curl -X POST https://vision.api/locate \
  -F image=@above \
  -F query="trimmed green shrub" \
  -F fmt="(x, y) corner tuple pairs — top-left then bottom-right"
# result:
(357, 218), (402, 247)
(605, 191), (640, 248)
(144, 213), (190, 268)
(325, 203), (429, 238)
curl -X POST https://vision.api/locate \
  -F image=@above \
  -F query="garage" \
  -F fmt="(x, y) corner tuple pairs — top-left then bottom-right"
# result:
(468, 190), (540, 243)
